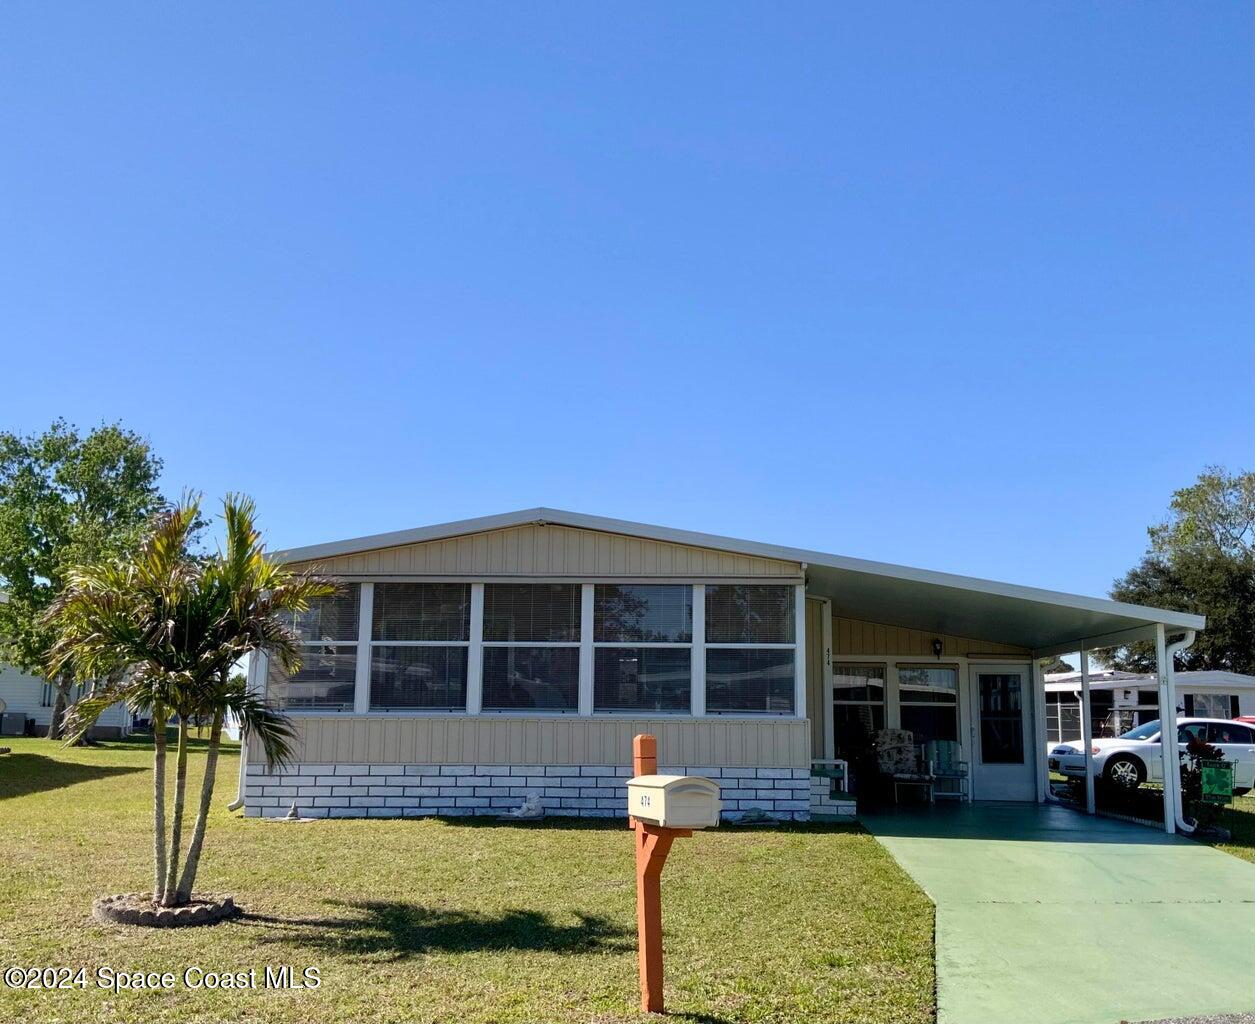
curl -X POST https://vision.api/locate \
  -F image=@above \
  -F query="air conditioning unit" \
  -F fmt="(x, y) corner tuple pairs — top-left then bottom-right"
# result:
(0, 713), (27, 737)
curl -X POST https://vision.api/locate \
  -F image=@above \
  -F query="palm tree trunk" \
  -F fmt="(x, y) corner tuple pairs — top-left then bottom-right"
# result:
(152, 707), (168, 903)
(175, 708), (223, 903)
(161, 719), (190, 906)
(47, 675), (71, 740)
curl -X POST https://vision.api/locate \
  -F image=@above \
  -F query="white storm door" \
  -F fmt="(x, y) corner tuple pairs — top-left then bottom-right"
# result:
(969, 665), (1036, 801)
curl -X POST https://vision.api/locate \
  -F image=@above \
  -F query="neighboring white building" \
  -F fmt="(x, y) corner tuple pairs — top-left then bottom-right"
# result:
(0, 662), (133, 739)
(1044, 669), (1255, 744)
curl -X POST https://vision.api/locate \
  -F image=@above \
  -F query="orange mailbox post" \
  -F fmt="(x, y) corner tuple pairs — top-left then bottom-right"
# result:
(627, 733), (722, 1014)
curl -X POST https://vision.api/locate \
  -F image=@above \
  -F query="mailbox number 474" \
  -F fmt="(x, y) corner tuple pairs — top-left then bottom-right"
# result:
(639, 794), (652, 807)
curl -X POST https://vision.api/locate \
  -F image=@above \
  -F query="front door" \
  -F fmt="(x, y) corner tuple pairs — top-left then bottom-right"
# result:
(969, 665), (1035, 800)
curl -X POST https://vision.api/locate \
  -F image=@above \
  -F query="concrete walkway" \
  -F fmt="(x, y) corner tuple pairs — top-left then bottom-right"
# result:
(862, 802), (1255, 1024)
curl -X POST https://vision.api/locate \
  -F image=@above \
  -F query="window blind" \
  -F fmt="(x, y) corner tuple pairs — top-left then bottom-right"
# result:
(483, 584), (580, 642)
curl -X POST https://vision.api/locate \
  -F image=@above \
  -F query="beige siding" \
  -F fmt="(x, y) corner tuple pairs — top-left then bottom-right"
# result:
(290, 523), (802, 579)
(254, 715), (810, 768)
(832, 615), (1030, 657)
(805, 598), (825, 758)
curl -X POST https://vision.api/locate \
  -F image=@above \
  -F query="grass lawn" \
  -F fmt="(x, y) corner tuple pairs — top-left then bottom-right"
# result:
(1209, 792), (1255, 865)
(0, 738), (933, 1024)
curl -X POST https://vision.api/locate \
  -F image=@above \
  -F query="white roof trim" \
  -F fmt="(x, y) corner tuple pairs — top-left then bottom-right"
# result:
(272, 506), (1206, 632)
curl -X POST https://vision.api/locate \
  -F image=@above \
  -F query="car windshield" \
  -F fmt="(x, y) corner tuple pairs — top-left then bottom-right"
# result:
(1119, 721), (1161, 740)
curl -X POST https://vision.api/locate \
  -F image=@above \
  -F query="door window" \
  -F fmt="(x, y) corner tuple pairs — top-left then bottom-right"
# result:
(978, 673), (1024, 764)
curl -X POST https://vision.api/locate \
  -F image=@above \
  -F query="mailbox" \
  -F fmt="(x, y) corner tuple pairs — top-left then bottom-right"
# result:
(627, 774), (721, 829)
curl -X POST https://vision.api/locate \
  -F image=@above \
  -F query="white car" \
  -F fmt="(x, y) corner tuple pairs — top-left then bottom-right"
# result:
(1048, 718), (1255, 794)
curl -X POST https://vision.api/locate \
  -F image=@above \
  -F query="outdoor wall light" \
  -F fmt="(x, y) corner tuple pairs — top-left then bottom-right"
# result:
(932, 638), (944, 658)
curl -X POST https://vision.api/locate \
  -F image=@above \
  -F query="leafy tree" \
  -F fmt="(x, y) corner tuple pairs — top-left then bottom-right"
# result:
(0, 421), (165, 738)
(48, 494), (334, 907)
(1101, 467), (1255, 674)
(1040, 656), (1074, 675)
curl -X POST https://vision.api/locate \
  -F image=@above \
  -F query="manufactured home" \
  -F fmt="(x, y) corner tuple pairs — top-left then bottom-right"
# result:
(239, 508), (1205, 831)
(1045, 669), (1255, 744)
(0, 663), (133, 739)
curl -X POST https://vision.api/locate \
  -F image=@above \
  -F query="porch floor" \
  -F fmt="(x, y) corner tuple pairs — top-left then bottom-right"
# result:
(861, 801), (1255, 1024)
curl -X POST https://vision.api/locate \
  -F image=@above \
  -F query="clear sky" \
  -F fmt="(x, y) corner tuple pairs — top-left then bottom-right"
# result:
(1, 3), (1250, 600)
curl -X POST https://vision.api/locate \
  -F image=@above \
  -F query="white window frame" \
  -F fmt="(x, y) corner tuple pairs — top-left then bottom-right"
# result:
(272, 582), (363, 714)
(590, 583), (695, 715)
(363, 581), (476, 714)
(702, 582), (804, 716)
(479, 582), (583, 715)
(274, 575), (809, 720)
(896, 661), (962, 746)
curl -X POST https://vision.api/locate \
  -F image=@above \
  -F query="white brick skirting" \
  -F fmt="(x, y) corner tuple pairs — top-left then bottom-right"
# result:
(809, 775), (857, 818)
(243, 763), (811, 822)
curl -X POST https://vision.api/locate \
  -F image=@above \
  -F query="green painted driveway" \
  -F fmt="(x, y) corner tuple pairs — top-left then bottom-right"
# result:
(863, 803), (1255, 1024)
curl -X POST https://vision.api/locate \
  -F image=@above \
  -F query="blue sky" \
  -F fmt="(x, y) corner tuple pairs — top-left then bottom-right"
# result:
(1, 3), (1250, 600)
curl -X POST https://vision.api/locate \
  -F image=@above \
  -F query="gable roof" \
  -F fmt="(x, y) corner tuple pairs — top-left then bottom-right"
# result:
(273, 506), (1205, 652)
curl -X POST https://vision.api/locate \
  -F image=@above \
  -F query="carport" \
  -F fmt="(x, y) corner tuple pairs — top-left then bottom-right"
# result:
(800, 547), (1207, 830)
(863, 801), (1255, 1024)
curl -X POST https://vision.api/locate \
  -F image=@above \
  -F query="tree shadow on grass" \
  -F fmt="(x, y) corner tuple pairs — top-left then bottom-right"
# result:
(0, 753), (144, 800)
(239, 901), (631, 961)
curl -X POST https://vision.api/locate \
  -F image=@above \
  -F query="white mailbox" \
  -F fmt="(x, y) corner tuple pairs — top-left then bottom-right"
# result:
(627, 774), (722, 829)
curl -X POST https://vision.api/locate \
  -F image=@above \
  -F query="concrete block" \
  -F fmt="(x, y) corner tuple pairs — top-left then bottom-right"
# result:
(440, 765), (475, 776)
(334, 764), (369, 775)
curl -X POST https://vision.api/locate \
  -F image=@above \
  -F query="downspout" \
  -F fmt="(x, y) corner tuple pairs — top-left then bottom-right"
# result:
(226, 730), (247, 811)
(227, 651), (260, 812)
(1165, 628), (1198, 835)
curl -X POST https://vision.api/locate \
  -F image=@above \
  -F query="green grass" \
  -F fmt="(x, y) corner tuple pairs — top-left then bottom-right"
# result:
(0, 738), (934, 1024)
(1207, 792), (1255, 865)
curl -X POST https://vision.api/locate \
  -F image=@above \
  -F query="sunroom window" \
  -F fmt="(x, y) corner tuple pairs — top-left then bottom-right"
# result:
(833, 664), (886, 760)
(897, 664), (959, 745)
(481, 584), (580, 712)
(267, 585), (361, 712)
(369, 583), (470, 711)
(593, 584), (692, 713)
(704, 584), (795, 713)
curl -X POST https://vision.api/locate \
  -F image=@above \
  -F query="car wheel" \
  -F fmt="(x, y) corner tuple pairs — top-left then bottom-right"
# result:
(1103, 755), (1144, 791)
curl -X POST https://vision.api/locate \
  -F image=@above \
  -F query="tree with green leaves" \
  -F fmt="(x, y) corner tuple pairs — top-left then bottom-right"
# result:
(0, 420), (165, 738)
(48, 494), (334, 908)
(1101, 467), (1255, 674)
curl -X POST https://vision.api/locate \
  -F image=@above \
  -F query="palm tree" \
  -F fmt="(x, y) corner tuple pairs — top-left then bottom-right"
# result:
(47, 494), (334, 909)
